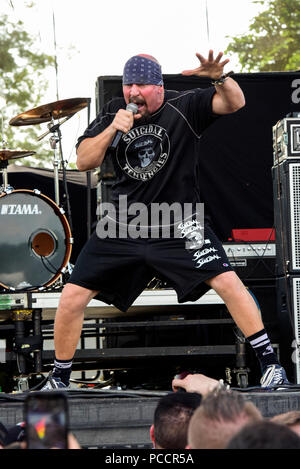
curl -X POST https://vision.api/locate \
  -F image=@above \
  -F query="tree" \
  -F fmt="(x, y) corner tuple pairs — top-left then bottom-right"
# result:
(225, 0), (300, 72)
(0, 12), (55, 167)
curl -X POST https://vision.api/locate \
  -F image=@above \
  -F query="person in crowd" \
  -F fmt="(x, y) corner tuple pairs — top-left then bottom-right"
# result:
(226, 420), (300, 449)
(150, 391), (202, 449)
(0, 421), (25, 449)
(0, 421), (7, 449)
(187, 389), (262, 449)
(2, 432), (81, 450)
(271, 410), (300, 437)
(172, 372), (222, 395)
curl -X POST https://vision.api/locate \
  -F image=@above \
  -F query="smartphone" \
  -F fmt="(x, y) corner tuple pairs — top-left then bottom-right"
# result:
(24, 391), (68, 449)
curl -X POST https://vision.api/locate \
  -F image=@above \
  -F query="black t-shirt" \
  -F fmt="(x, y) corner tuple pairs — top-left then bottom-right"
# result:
(77, 87), (217, 228)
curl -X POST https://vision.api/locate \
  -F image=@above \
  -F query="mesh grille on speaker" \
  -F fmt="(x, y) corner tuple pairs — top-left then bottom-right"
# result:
(293, 278), (300, 382)
(294, 278), (300, 338)
(290, 164), (300, 270)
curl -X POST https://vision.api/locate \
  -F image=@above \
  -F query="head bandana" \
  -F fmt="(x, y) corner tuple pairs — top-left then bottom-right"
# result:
(122, 55), (163, 86)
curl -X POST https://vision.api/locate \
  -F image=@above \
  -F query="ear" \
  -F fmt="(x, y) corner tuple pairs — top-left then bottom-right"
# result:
(150, 424), (155, 445)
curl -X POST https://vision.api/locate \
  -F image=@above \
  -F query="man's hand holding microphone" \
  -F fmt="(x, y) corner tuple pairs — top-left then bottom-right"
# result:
(109, 103), (138, 150)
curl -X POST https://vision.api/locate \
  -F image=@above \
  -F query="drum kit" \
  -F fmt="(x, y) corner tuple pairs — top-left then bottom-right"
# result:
(0, 97), (90, 292)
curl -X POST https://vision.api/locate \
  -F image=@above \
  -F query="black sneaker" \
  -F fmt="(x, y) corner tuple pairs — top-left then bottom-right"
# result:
(41, 372), (70, 391)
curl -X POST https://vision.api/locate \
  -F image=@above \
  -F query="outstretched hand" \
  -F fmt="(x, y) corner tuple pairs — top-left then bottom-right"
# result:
(182, 49), (230, 80)
(172, 373), (219, 396)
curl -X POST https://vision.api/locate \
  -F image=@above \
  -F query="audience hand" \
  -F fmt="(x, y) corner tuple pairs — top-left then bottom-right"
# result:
(172, 373), (219, 396)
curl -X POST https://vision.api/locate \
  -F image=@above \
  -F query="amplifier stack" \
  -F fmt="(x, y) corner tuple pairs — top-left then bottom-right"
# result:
(273, 114), (300, 382)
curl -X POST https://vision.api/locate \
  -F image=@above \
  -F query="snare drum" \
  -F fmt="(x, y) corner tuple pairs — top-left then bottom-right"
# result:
(0, 189), (72, 291)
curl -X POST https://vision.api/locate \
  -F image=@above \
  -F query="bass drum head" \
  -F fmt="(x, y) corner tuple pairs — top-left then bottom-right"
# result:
(0, 189), (72, 291)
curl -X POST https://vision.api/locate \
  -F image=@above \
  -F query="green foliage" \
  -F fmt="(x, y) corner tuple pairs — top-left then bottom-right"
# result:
(225, 0), (300, 72)
(0, 13), (55, 167)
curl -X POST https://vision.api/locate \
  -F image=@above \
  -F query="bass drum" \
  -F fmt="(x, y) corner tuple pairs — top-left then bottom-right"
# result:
(0, 189), (72, 291)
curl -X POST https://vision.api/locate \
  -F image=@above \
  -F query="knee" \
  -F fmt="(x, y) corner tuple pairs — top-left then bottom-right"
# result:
(207, 271), (244, 298)
(58, 283), (96, 313)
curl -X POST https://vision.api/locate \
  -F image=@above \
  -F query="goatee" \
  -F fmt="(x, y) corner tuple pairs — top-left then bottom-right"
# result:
(137, 111), (152, 125)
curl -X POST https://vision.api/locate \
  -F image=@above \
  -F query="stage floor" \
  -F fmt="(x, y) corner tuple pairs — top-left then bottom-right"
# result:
(0, 387), (300, 448)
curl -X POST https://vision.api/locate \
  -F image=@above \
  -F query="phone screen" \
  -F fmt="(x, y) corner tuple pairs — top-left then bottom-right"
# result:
(24, 392), (68, 449)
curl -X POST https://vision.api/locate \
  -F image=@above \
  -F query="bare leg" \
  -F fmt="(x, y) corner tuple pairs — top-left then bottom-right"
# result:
(205, 271), (264, 337)
(54, 283), (99, 360)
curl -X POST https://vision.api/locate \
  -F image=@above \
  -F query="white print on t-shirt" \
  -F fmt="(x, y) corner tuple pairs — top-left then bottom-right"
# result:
(117, 124), (170, 181)
(134, 138), (154, 149)
(137, 147), (155, 168)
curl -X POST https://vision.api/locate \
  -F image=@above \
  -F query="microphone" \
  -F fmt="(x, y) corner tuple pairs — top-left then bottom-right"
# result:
(110, 103), (138, 150)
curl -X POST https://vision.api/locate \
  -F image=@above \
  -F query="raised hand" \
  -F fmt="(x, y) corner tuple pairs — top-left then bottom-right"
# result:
(182, 49), (230, 80)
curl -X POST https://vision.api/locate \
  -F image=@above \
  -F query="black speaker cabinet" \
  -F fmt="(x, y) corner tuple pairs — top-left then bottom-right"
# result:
(272, 160), (300, 275)
(276, 275), (300, 383)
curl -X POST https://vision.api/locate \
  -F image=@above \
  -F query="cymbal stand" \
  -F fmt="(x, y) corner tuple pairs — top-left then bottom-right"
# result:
(49, 117), (61, 206)
(0, 159), (13, 194)
(38, 114), (73, 210)
(0, 111), (10, 193)
(0, 159), (7, 192)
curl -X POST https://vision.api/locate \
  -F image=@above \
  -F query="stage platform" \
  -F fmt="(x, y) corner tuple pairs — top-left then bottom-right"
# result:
(0, 278), (295, 396)
(0, 288), (225, 321)
(0, 387), (300, 448)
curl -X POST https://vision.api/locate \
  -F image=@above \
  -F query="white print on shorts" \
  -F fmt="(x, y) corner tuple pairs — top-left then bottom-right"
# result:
(192, 239), (221, 269)
(178, 219), (204, 249)
(193, 253), (221, 269)
(194, 247), (218, 259)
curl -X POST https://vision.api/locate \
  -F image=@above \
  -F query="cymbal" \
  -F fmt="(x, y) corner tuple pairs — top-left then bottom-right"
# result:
(9, 97), (90, 126)
(0, 149), (36, 161)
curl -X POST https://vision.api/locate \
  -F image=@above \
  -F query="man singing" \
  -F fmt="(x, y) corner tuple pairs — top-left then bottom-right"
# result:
(42, 50), (290, 391)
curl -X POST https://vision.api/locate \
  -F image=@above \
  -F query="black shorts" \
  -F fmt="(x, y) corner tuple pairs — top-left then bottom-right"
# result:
(68, 224), (233, 312)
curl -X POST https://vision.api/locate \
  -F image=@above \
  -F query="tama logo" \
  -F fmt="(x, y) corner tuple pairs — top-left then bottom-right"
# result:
(0, 204), (41, 215)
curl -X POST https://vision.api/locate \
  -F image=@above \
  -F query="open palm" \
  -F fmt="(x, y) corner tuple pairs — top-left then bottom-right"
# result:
(182, 49), (230, 80)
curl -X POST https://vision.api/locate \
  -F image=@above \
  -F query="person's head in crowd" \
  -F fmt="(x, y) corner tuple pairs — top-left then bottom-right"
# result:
(187, 390), (262, 449)
(0, 422), (7, 449)
(1, 431), (80, 449)
(150, 392), (202, 449)
(226, 420), (300, 449)
(0, 421), (25, 449)
(271, 411), (300, 437)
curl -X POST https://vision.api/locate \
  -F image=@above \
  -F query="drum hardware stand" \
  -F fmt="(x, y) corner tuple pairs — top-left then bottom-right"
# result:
(11, 293), (43, 391)
(232, 326), (250, 388)
(0, 159), (8, 193)
(38, 116), (75, 287)
(225, 367), (232, 386)
(0, 111), (9, 196)
(0, 122), (7, 192)
(0, 159), (13, 194)
(37, 115), (74, 235)
(38, 114), (73, 205)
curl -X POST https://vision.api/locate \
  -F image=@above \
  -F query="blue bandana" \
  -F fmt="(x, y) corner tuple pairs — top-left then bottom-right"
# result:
(122, 55), (163, 86)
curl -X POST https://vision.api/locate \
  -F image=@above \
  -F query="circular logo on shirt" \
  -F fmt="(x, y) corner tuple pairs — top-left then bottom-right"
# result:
(117, 124), (170, 181)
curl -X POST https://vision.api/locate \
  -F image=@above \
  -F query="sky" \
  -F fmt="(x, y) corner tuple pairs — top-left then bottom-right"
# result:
(2, 0), (265, 165)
